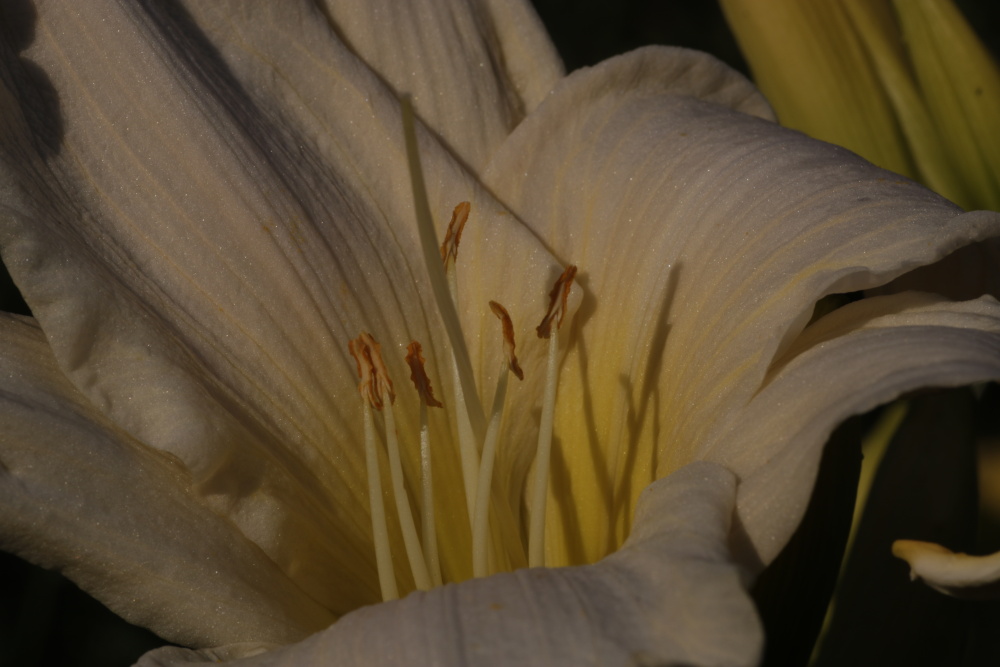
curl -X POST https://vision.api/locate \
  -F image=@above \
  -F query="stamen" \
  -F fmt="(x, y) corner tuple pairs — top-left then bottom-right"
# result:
(492, 301), (524, 381)
(406, 341), (444, 588)
(535, 265), (578, 339)
(439, 202), (470, 272)
(405, 341), (443, 408)
(472, 301), (523, 577)
(349, 334), (398, 601)
(350, 332), (431, 592)
(441, 202), (480, 527)
(350, 332), (395, 410)
(529, 265), (577, 568)
(438, 202), (480, 530)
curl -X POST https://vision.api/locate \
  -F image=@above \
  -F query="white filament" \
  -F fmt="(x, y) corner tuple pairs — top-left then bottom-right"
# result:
(383, 401), (433, 591)
(419, 399), (443, 588)
(363, 402), (398, 601)
(472, 363), (511, 578)
(529, 332), (560, 568)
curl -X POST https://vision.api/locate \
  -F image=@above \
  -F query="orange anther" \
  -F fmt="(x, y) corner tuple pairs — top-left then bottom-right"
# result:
(489, 301), (524, 380)
(536, 265), (577, 339)
(405, 341), (444, 408)
(348, 332), (396, 410)
(439, 202), (471, 271)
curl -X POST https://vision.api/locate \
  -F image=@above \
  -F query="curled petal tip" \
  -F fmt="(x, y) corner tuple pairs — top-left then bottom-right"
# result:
(892, 539), (1000, 599)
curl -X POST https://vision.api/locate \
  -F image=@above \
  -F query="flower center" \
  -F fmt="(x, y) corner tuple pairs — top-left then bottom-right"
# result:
(345, 99), (578, 600)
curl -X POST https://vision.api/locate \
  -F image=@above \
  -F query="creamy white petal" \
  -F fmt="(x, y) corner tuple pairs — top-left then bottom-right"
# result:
(480, 45), (1000, 565)
(705, 293), (1000, 565)
(0, 0), (569, 607)
(315, 0), (564, 170)
(892, 540), (1000, 599)
(137, 644), (277, 665)
(0, 313), (332, 648)
(136, 461), (762, 667)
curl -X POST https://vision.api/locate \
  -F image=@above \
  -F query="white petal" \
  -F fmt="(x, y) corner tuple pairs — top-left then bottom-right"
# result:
(892, 540), (1000, 599)
(137, 462), (762, 667)
(315, 0), (564, 169)
(137, 644), (276, 666)
(480, 45), (1000, 564)
(705, 293), (1000, 565)
(0, 313), (332, 648)
(1, 1), (570, 600)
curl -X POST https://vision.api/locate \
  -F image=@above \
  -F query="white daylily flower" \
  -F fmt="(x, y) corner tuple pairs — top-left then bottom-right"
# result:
(2, 1), (1000, 666)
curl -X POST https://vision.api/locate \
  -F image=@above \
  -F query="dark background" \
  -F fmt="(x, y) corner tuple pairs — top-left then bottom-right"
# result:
(1, 2), (997, 666)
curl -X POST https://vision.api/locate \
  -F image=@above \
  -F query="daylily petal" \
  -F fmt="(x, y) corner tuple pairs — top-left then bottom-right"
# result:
(315, 0), (564, 170)
(710, 292), (1000, 564)
(481, 45), (1000, 565)
(0, 312), (332, 649)
(136, 462), (762, 667)
(892, 540), (1000, 599)
(0, 0), (569, 609)
(137, 645), (276, 666)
